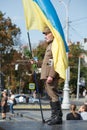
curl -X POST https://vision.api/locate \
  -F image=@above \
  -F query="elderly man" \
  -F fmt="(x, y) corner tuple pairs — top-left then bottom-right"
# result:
(41, 27), (63, 125)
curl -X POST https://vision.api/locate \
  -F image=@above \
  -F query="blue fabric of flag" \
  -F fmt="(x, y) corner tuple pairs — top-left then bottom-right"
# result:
(33, 0), (69, 52)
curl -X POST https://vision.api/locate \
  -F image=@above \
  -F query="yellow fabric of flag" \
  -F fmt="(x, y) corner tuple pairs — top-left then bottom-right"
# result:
(22, 0), (46, 31)
(22, 0), (68, 80)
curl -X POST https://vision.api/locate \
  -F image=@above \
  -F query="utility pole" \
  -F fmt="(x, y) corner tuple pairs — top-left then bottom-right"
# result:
(76, 57), (80, 100)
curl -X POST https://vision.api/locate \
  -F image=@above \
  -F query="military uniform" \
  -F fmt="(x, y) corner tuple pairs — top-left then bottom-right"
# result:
(41, 26), (62, 125)
(41, 43), (59, 102)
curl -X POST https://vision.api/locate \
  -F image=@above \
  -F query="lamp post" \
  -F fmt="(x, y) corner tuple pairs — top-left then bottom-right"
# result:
(76, 57), (81, 100)
(0, 43), (2, 91)
(76, 56), (85, 100)
(59, 0), (70, 109)
(0, 56), (1, 90)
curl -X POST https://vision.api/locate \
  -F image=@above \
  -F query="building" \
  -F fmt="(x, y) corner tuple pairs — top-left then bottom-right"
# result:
(80, 38), (87, 64)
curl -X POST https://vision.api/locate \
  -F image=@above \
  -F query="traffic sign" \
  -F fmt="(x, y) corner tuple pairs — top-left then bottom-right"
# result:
(29, 83), (35, 90)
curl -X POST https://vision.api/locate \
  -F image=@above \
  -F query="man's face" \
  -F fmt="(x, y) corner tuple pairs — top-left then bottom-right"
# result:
(44, 32), (54, 43)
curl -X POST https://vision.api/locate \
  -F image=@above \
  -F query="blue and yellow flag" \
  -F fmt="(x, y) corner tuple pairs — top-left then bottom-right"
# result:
(22, 0), (69, 80)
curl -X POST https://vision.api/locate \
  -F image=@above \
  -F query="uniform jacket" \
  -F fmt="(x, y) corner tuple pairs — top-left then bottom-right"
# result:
(41, 43), (58, 80)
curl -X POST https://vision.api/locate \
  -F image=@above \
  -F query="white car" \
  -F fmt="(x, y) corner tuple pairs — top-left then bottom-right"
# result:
(14, 94), (28, 104)
(29, 96), (39, 104)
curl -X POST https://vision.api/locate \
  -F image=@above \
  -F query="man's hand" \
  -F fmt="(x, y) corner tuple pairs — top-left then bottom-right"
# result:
(46, 76), (53, 83)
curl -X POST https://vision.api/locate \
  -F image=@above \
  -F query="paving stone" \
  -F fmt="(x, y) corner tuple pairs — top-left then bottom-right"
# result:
(0, 120), (87, 130)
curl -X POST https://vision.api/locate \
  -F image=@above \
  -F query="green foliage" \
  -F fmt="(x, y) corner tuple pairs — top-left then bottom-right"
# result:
(23, 46), (32, 58)
(69, 43), (87, 92)
(0, 11), (22, 90)
(31, 63), (37, 71)
(0, 11), (21, 52)
(33, 41), (48, 60)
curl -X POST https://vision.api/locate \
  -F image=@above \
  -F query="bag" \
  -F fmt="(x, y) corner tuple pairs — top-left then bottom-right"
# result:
(13, 98), (17, 105)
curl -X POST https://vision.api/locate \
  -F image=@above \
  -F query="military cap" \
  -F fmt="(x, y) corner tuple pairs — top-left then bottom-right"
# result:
(43, 26), (51, 35)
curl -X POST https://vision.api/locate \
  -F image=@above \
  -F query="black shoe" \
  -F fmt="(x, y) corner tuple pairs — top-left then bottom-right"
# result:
(2, 117), (6, 120)
(45, 117), (51, 123)
(45, 115), (56, 123)
(47, 118), (62, 125)
(47, 101), (63, 125)
(9, 117), (11, 120)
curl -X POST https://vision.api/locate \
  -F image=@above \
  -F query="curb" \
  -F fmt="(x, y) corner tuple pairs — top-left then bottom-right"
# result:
(14, 104), (51, 110)
(13, 98), (85, 110)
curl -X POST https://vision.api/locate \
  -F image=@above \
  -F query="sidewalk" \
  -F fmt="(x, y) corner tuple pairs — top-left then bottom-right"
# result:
(13, 98), (85, 110)
(0, 120), (87, 130)
(0, 98), (87, 130)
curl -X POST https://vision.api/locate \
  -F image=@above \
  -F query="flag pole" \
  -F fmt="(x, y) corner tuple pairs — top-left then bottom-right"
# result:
(27, 31), (32, 57)
(33, 70), (45, 123)
(27, 32), (45, 123)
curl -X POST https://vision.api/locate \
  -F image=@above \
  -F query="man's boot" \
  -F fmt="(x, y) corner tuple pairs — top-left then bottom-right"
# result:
(45, 101), (55, 123)
(47, 101), (63, 125)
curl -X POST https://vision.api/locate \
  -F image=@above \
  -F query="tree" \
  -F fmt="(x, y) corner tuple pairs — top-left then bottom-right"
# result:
(69, 43), (87, 95)
(22, 45), (32, 59)
(0, 11), (21, 90)
(0, 11), (21, 52)
(0, 11), (21, 71)
(33, 40), (48, 60)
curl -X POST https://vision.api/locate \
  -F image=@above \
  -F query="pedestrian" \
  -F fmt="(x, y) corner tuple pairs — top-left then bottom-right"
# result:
(33, 90), (37, 99)
(8, 91), (15, 114)
(66, 104), (82, 120)
(78, 104), (87, 120)
(83, 88), (87, 97)
(40, 26), (63, 125)
(1, 91), (8, 119)
(84, 91), (87, 104)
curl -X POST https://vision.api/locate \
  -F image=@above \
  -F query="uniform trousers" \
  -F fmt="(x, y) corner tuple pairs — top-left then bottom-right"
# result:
(44, 78), (59, 102)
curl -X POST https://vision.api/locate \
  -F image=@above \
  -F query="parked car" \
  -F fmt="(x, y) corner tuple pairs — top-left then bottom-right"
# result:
(14, 94), (28, 104)
(29, 96), (39, 104)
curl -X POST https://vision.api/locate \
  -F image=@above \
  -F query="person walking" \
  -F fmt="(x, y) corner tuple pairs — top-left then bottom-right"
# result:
(8, 91), (15, 114)
(66, 104), (82, 120)
(82, 88), (87, 97)
(1, 91), (8, 119)
(41, 26), (63, 125)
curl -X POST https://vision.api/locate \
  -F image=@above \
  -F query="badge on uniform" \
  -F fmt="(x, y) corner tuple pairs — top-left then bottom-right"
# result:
(48, 59), (53, 66)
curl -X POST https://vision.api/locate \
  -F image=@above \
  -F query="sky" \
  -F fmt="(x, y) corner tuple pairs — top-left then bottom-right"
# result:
(0, 0), (87, 48)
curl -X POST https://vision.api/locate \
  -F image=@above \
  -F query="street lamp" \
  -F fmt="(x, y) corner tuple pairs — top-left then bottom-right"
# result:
(59, 0), (70, 109)
(0, 43), (3, 91)
(76, 56), (85, 100)
(76, 57), (81, 100)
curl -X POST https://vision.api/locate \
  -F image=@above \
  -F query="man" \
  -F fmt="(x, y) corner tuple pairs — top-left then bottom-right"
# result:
(1, 91), (8, 119)
(41, 26), (63, 125)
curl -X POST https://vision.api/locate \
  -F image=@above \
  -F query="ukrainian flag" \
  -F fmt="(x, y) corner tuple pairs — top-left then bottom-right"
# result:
(22, 0), (69, 80)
